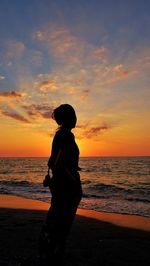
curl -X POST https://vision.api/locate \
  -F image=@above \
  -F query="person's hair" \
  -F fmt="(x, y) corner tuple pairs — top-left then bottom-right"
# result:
(52, 104), (77, 128)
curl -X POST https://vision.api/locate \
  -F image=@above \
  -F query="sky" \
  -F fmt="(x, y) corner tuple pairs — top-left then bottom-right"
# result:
(0, 0), (150, 157)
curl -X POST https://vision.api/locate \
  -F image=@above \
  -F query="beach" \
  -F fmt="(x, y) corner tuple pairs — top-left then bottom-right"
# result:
(0, 194), (150, 266)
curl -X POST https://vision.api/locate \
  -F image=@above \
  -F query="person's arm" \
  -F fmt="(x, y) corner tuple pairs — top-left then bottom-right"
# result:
(48, 157), (52, 169)
(54, 147), (77, 181)
(47, 132), (60, 170)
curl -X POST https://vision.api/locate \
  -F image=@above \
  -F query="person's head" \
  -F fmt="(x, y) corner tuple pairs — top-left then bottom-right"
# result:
(52, 104), (77, 129)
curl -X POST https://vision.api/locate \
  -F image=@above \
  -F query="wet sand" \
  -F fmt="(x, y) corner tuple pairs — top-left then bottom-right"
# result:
(0, 194), (150, 265)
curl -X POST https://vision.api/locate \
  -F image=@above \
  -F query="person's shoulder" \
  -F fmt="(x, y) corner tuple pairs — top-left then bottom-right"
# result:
(53, 129), (62, 141)
(57, 128), (74, 141)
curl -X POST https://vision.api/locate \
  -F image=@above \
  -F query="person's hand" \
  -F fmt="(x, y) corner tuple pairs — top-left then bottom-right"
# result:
(43, 173), (51, 187)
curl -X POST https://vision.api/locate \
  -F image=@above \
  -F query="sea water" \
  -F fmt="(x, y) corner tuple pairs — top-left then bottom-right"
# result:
(0, 157), (150, 217)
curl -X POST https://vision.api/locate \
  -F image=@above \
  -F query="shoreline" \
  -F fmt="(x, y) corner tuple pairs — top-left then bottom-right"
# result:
(0, 194), (150, 232)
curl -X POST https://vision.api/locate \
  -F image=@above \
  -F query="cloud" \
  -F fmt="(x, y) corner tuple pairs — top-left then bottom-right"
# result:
(132, 48), (150, 72)
(1, 110), (30, 123)
(0, 75), (5, 80)
(106, 64), (130, 83)
(89, 47), (108, 64)
(23, 104), (53, 119)
(96, 64), (136, 84)
(79, 89), (90, 101)
(0, 91), (22, 98)
(85, 126), (109, 138)
(33, 24), (138, 90)
(110, 64), (129, 77)
(3, 39), (44, 69)
(39, 80), (57, 92)
(34, 26), (83, 64)
(6, 41), (25, 60)
(33, 24), (107, 65)
(76, 123), (110, 139)
(26, 50), (44, 67)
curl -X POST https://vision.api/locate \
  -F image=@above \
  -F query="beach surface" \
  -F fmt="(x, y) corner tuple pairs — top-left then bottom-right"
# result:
(0, 194), (150, 266)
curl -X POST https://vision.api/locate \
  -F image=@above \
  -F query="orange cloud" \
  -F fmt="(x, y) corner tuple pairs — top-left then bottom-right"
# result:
(79, 89), (91, 101)
(33, 26), (81, 63)
(39, 80), (57, 91)
(0, 91), (22, 98)
(1, 110), (30, 123)
(76, 124), (110, 139)
(133, 48), (150, 71)
(33, 24), (107, 65)
(23, 104), (53, 119)
(112, 64), (129, 76)
(96, 64), (136, 84)
(90, 47), (108, 63)
(85, 126), (109, 138)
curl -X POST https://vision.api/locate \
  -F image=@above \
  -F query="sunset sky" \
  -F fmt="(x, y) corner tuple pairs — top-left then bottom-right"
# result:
(0, 0), (150, 157)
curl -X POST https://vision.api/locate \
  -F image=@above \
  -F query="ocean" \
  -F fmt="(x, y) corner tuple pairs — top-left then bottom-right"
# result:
(0, 157), (150, 217)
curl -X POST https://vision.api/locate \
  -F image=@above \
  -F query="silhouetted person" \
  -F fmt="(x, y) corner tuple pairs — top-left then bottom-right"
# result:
(40, 104), (82, 265)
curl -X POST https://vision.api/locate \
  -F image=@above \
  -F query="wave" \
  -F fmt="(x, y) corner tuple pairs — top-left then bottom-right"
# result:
(0, 180), (42, 186)
(0, 170), (14, 174)
(1, 180), (149, 199)
(0, 156), (149, 218)
(126, 197), (150, 204)
(82, 193), (109, 199)
(0, 180), (33, 186)
(83, 167), (112, 173)
(90, 183), (125, 192)
(82, 192), (150, 204)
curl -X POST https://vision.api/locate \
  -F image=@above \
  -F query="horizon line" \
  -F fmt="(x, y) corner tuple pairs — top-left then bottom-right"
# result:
(0, 155), (150, 158)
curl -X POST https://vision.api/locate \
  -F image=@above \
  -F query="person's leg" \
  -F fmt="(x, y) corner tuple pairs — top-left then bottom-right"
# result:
(39, 196), (58, 265)
(44, 193), (82, 265)
(54, 193), (82, 251)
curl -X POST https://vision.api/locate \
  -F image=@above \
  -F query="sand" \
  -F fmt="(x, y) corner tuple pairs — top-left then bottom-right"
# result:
(0, 194), (150, 266)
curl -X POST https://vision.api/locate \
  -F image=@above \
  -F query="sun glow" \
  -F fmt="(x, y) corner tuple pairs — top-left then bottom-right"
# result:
(0, 1), (150, 157)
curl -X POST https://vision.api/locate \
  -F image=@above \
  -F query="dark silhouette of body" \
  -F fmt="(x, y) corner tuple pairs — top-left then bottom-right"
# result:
(40, 104), (82, 265)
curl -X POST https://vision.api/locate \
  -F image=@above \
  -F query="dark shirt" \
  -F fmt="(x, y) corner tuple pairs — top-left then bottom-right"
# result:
(48, 127), (81, 193)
